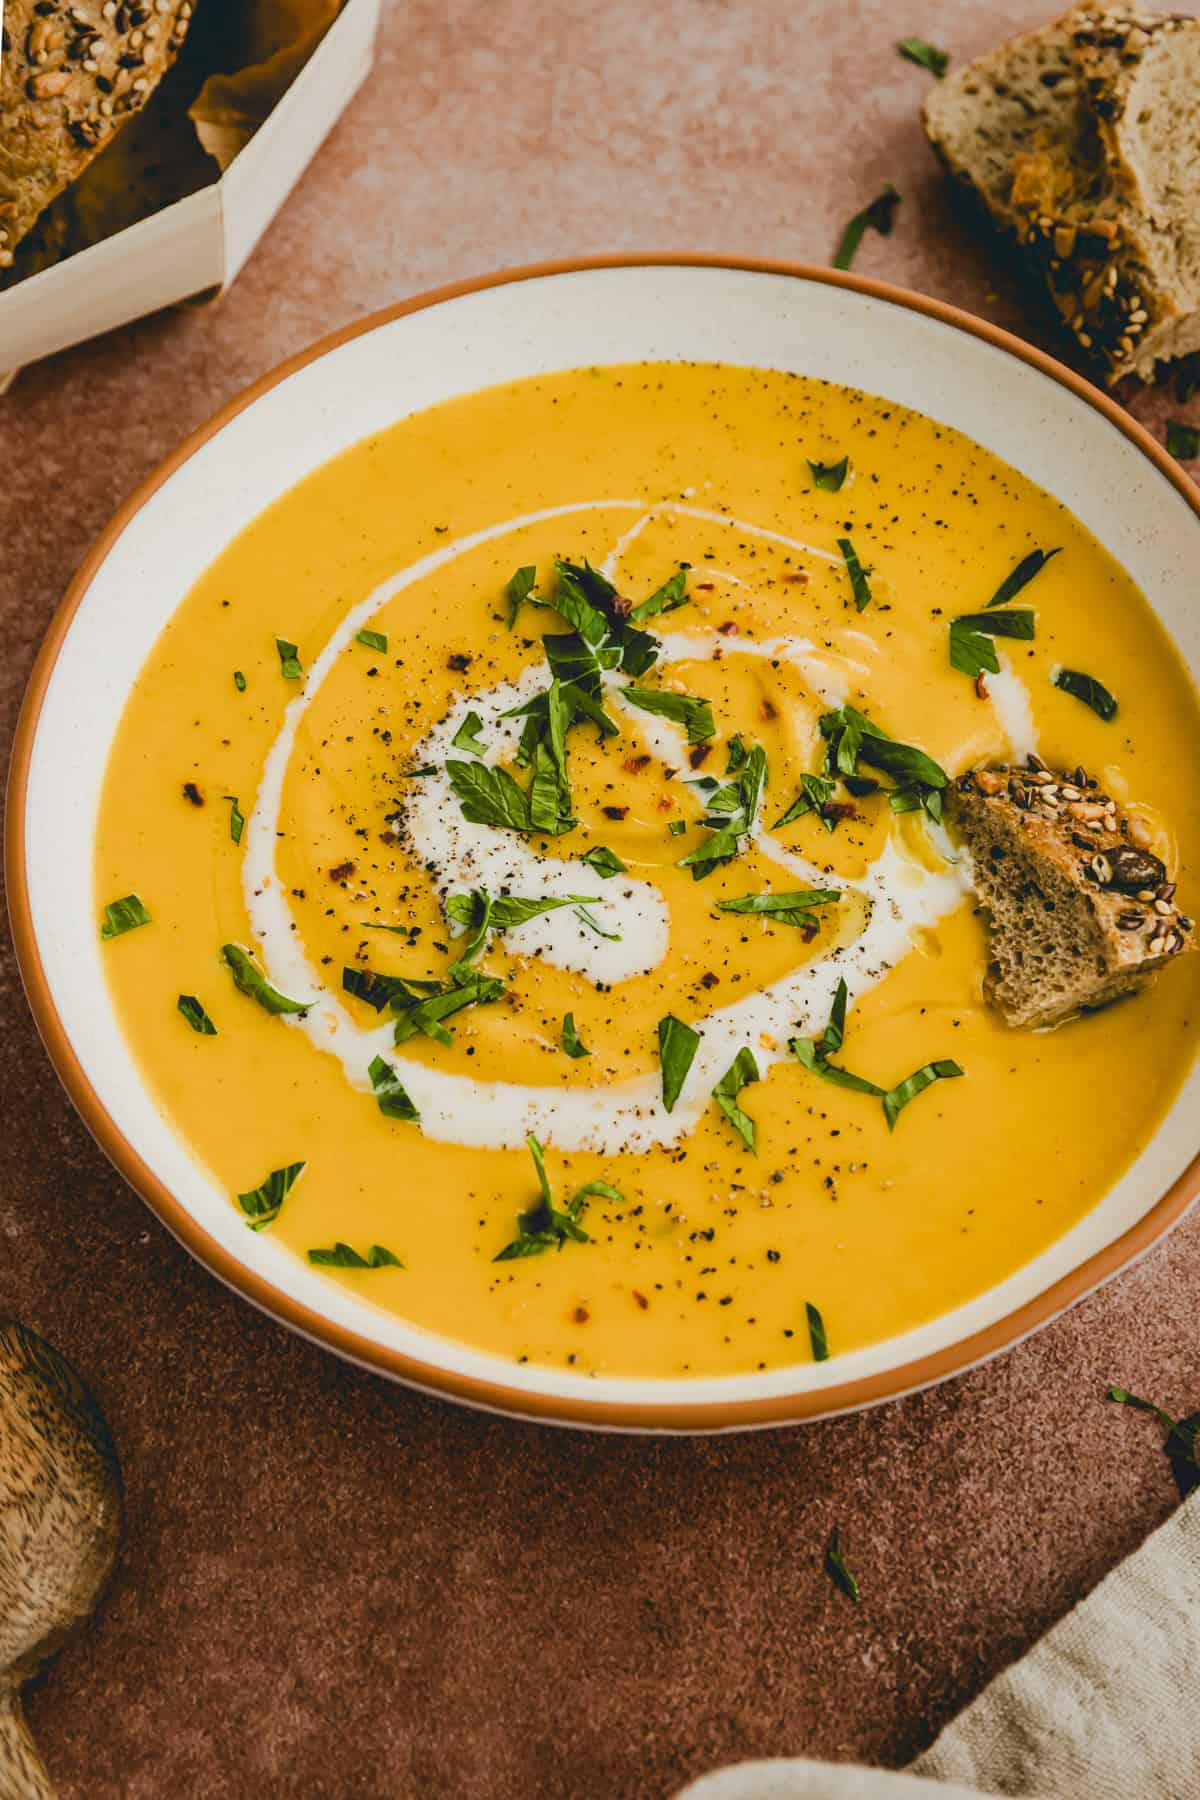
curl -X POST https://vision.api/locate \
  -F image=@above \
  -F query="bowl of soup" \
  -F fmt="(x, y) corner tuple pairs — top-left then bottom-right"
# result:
(9, 257), (1200, 1430)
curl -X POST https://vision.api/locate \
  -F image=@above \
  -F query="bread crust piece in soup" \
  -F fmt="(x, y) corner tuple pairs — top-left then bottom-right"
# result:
(94, 362), (1200, 1381)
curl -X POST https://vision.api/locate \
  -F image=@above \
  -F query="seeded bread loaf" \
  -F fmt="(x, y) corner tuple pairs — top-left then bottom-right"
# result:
(922, 7), (1200, 383)
(0, 0), (196, 271)
(949, 756), (1191, 1029)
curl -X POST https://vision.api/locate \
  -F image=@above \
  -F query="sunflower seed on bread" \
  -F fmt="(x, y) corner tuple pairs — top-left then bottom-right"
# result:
(0, 0), (197, 271)
(948, 759), (1191, 1029)
(922, 6), (1200, 384)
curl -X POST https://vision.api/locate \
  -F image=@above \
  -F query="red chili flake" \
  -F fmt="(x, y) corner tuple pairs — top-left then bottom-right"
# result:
(700, 972), (720, 989)
(572, 1305), (590, 1324)
(760, 698), (779, 721)
(656, 796), (674, 812)
(623, 754), (652, 773)
(695, 582), (716, 591)
(821, 802), (856, 823)
(602, 805), (628, 821)
(974, 672), (989, 699)
(447, 652), (472, 672)
(783, 571), (810, 585)
(688, 743), (712, 769)
(611, 593), (634, 618)
(329, 860), (356, 882)
(632, 1291), (649, 1311)
(182, 782), (204, 806)
(717, 620), (739, 636)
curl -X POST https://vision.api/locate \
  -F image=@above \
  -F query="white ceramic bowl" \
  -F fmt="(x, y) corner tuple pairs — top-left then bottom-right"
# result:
(10, 258), (1200, 1431)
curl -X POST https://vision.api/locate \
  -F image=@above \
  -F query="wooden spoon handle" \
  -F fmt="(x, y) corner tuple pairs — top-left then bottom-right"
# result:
(0, 1694), (53, 1800)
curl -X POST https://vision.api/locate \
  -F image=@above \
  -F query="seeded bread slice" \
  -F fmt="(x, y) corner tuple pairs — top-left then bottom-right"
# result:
(0, 0), (197, 272)
(948, 758), (1191, 1029)
(922, 6), (1200, 383)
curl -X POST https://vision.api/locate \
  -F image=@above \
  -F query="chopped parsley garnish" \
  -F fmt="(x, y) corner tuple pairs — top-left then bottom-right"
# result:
(726, 735), (747, 771)
(177, 994), (216, 1035)
(356, 628), (388, 653)
(581, 845), (627, 879)
(237, 1160), (304, 1231)
(1053, 666), (1118, 720)
(562, 1012), (589, 1058)
(1167, 420), (1200, 462)
(308, 1242), (403, 1268)
(807, 1300), (830, 1362)
(221, 943), (309, 1015)
(774, 772), (838, 832)
(448, 755), (573, 837)
(838, 537), (872, 612)
(450, 711), (487, 757)
(233, 670), (247, 693)
(679, 742), (767, 879)
(343, 966), (438, 1012)
(792, 978), (964, 1127)
(403, 765), (437, 778)
(574, 904), (621, 941)
(622, 684), (715, 744)
(446, 888), (607, 963)
(712, 1047), (760, 1151)
(276, 637), (303, 680)
(493, 1134), (621, 1261)
(554, 559), (660, 677)
(368, 1053), (420, 1121)
(808, 455), (849, 491)
(100, 894), (150, 939)
(658, 1013), (700, 1113)
(717, 888), (840, 929)
(833, 185), (900, 271)
(897, 34), (948, 76)
(668, 819), (687, 836)
(223, 794), (244, 845)
(882, 1059), (964, 1130)
(629, 567), (690, 623)
(391, 967), (506, 1047)
(505, 564), (537, 630)
(819, 705), (947, 821)
(824, 1527), (859, 1601)
(948, 609), (1036, 679)
(987, 546), (1060, 609)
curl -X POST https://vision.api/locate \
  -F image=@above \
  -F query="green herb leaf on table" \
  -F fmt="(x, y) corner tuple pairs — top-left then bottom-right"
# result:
(897, 35), (948, 76)
(658, 1014), (700, 1113)
(882, 1059), (964, 1131)
(712, 1047), (761, 1151)
(717, 889), (840, 930)
(356, 628), (388, 653)
(100, 894), (151, 939)
(450, 711), (487, 757)
(807, 1301), (830, 1363)
(308, 1242), (403, 1268)
(223, 794), (245, 845)
(1107, 1386), (1199, 1495)
(233, 670), (247, 693)
(1166, 420), (1200, 462)
(838, 537), (873, 612)
(276, 637), (303, 680)
(833, 185), (901, 271)
(221, 943), (309, 1015)
(177, 994), (217, 1035)
(987, 547), (1060, 608)
(808, 456), (850, 492)
(237, 1160), (305, 1231)
(629, 568), (689, 623)
(1053, 667), (1118, 721)
(824, 1527), (860, 1601)
(581, 845), (627, 879)
(505, 564), (537, 630)
(773, 772), (838, 832)
(494, 1134), (621, 1261)
(948, 610), (1036, 679)
(562, 1012), (590, 1058)
(622, 684), (716, 744)
(368, 1053), (420, 1121)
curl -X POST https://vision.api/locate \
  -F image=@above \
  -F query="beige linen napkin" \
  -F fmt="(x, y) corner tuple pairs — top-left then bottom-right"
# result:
(678, 1492), (1200, 1800)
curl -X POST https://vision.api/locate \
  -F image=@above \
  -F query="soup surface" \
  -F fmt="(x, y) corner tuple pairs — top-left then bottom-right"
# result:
(95, 363), (1200, 1379)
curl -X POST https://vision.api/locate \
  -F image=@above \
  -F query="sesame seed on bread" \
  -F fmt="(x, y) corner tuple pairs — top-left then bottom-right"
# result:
(948, 756), (1191, 1029)
(0, 0), (196, 271)
(922, 6), (1200, 383)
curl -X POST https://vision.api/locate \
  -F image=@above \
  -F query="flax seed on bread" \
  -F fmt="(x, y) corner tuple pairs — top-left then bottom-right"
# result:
(0, 0), (197, 271)
(922, 6), (1200, 383)
(948, 756), (1191, 1028)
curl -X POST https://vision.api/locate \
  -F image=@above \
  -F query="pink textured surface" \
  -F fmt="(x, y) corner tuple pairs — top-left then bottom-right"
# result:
(2, 2), (1199, 1795)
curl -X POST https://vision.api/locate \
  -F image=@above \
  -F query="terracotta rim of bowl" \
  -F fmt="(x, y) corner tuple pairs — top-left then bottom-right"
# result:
(8, 254), (1200, 1431)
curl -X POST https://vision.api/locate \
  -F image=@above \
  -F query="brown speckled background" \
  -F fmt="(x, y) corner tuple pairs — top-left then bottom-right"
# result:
(3, 3), (1199, 1795)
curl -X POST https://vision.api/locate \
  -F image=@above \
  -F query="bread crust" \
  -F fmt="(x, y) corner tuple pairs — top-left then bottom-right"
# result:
(0, 0), (196, 269)
(948, 757), (1191, 1029)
